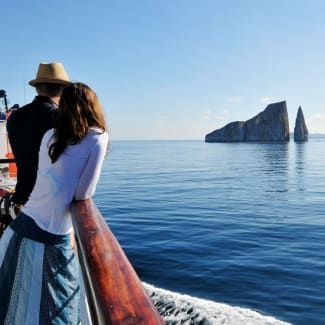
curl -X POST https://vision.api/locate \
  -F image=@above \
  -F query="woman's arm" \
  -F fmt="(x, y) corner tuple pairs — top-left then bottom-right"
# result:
(74, 132), (108, 200)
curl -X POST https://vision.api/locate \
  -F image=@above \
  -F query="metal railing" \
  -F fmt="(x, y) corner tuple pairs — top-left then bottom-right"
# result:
(71, 199), (164, 325)
(0, 159), (16, 236)
(0, 159), (15, 163)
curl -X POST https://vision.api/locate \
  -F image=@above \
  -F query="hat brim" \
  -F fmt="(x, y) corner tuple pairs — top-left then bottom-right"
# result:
(29, 78), (71, 87)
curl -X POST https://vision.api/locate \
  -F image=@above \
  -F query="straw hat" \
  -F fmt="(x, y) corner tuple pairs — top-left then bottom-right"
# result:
(29, 62), (70, 86)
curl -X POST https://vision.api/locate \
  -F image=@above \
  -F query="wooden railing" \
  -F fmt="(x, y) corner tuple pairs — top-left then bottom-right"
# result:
(71, 199), (164, 325)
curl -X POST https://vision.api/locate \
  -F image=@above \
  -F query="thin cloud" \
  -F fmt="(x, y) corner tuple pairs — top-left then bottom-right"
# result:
(201, 109), (228, 122)
(308, 114), (325, 120)
(226, 97), (241, 103)
(260, 97), (271, 103)
(306, 114), (325, 133)
(202, 109), (213, 120)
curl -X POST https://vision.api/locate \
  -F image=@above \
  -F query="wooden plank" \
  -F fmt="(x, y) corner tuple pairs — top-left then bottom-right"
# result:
(71, 199), (164, 325)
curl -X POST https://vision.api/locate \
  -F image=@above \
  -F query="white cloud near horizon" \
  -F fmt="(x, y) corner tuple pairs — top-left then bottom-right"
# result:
(226, 97), (241, 103)
(201, 109), (228, 122)
(260, 97), (271, 103)
(306, 114), (325, 134)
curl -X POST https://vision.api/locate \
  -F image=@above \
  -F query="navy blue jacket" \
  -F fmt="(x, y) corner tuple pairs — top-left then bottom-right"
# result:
(6, 96), (57, 205)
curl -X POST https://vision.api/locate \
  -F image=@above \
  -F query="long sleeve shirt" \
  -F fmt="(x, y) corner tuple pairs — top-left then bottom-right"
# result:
(22, 128), (108, 235)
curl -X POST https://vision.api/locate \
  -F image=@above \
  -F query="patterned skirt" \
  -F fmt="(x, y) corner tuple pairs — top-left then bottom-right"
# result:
(0, 212), (81, 324)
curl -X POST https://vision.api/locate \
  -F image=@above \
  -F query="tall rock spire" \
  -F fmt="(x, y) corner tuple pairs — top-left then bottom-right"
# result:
(294, 106), (308, 142)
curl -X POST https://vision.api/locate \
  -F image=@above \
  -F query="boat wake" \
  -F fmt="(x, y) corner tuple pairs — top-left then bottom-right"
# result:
(144, 283), (291, 325)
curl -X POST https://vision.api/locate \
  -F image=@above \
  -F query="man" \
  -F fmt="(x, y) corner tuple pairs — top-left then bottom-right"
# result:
(7, 62), (70, 212)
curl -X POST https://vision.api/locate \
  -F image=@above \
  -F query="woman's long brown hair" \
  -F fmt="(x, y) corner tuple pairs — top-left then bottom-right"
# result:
(49, 82), (107, 163)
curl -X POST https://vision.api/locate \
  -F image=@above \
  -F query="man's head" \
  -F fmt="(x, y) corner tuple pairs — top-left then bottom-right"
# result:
(29, 62), (70, 101)
(34, 83), (66, 98)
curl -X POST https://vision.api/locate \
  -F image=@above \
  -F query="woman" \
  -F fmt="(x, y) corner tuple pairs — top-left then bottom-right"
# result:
(0, 82), (109, 324)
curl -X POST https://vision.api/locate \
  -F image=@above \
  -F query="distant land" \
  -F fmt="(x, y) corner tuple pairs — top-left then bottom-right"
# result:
(205, 101), (310, 143)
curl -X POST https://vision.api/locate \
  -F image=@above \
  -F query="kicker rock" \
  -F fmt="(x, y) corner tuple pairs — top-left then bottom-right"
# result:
(294, 106), (308, 142)
(205, 101), (290, 142)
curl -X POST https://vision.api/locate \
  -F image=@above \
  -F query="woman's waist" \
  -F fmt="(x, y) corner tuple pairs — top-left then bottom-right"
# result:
(10, 212), (72, 244)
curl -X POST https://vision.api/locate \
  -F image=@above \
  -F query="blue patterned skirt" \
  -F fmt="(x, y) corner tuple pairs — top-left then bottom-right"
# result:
(0, 212), (81, 324)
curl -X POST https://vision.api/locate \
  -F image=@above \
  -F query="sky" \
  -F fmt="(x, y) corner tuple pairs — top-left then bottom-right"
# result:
(1, 0), (325, 140)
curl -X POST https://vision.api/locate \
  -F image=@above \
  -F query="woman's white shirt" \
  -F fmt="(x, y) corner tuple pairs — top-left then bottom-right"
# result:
(22, 128), (108, 235)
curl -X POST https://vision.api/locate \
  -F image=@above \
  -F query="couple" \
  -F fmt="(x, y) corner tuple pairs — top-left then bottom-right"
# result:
(0, 62), (109, 323)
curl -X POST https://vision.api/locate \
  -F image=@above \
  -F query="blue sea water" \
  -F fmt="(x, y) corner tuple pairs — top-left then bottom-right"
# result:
(94, 136), (325, 325)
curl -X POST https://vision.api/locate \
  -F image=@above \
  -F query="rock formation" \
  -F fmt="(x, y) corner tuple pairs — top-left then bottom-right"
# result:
(205, 101), (290, 142)
(294, 106), (308, 142)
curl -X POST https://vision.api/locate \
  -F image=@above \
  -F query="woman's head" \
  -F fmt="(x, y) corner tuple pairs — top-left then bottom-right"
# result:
(58, 82), (106, 134)
(49, 82), (107, 162)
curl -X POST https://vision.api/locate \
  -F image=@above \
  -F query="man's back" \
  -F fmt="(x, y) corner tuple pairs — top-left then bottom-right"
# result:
(7, 96), (56, 205)
(6, 61), (70, 209)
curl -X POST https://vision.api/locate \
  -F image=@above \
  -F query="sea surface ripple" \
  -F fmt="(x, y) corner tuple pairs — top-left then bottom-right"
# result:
(95, 137), (325, 325)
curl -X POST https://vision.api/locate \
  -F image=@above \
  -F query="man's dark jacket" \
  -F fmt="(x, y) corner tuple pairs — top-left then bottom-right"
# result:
(6, 96), (57, 205)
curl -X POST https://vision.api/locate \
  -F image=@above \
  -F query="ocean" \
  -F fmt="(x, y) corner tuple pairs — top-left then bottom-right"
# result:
(94, 136), (325, 325)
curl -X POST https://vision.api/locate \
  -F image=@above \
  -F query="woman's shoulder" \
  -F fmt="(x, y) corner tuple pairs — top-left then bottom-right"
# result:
(88, 128), (108, 140)
(40, 129), (55, 150)
(43, 128), (55, 139)
(89, 127), (107, 134)
(83, 128), (108, 146)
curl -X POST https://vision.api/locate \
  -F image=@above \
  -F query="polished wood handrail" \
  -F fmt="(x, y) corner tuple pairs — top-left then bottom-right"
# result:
(71, 199), (164, 325)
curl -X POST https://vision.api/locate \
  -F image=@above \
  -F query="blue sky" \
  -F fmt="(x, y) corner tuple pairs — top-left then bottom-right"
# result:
(1, 0), (325, 139)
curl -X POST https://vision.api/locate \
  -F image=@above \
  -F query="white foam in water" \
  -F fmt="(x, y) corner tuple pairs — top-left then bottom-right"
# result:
(144, 283), (292, 325)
